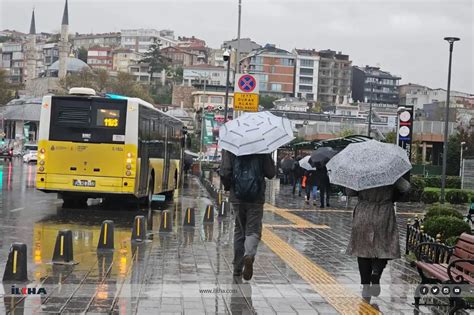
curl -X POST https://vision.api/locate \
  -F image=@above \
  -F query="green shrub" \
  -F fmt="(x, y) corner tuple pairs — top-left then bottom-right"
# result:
(424, 216), (471, 240)
(423, 176), (461, 189)
(409, 177), (425, 202)
(421, 191), (439, 204)
(445, 236), (459, 246)
(445, 190), (469, 204)
(425, 204), (464, 220)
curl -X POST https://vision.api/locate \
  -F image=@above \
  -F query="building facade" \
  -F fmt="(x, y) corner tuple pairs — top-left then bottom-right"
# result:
(242, 44), (295, 98)
(121, 29), (177, 53)
(400, 83), (473, 110)
(1, 42), (24, 83)
(112, 48), (140, 73)
(352, 65), (401, 105)
(294, 49), (320, 101)
(317, 50), (352, 106)
(72, 32), (121, 49)
(161, 46), (199, 68)
(183, 64), (233, 87)
(87, 47), (113, 70)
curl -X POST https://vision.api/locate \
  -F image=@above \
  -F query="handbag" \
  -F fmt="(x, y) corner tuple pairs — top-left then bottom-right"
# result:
(301, 175), (307, 189)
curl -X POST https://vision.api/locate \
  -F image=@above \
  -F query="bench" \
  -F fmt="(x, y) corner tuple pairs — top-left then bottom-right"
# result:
(414, 233), (474, 314)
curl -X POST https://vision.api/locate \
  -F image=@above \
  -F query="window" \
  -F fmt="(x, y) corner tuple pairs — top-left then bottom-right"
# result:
(200, 95), (209, 103)
(271, 66), (276, 73)
(210, 96), (222, 103)
(300, 59), (314, 67)
(212, 72), (220, 77)
(281, 58), (294, 66)
(300, 77), (313, 85)
(271, 83), (282, 91)
(300, 68), (313, 75)
(299, 85), (312, 92)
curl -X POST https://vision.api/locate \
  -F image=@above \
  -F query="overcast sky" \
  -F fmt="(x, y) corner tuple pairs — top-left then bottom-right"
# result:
(1, 0), (472, 93)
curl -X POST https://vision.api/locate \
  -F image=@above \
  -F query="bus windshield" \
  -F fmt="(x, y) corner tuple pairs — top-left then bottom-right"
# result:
(49, 96), (127, 144)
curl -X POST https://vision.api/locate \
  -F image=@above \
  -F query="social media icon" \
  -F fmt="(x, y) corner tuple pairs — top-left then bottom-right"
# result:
(431, 286), (440, 295)
(453, 287), (462, 295)
(442, 286), (450, 294)
(420, 286), (429, 295)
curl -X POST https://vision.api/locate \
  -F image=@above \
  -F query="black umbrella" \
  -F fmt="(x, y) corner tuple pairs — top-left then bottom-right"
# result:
(281, 158), (295, 172)
(309, 147), (337, 166)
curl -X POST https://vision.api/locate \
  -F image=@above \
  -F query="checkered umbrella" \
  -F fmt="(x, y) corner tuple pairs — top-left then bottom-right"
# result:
(326, 140), (412, 191)
(218, 112), (294, 156)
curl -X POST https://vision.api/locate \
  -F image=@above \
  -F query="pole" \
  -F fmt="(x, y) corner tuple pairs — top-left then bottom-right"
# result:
(235, 0), (242, 78)
(441, 37), (459, 204)
(459, 143), (464, 177)
(199, 78), (207, 176)
(368, 82), (373, 137)
(224, 57), (231, 123)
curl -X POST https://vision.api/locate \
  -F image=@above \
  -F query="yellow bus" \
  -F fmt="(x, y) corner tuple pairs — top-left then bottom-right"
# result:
(36, 88), (184, 207)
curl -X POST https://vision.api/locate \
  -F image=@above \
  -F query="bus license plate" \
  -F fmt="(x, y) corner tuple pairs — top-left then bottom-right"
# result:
(73, 179), (96, 187)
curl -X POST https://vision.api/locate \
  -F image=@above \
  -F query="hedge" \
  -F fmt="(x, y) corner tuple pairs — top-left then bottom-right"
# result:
(424, 204), (464, 220)
(424, 216), (471, 241)
(445, 190), (470, 204)
(409, 176), (425, 202)
(421, 191), (440, 204)
(418, 176), (461, 189)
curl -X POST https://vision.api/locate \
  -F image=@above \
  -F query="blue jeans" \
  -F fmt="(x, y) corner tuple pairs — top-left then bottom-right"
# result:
(306, 185), (318, 201)
(293, 178), (302, 195)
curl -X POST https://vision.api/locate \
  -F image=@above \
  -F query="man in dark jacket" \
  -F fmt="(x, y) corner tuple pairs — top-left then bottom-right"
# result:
(291, 157), (304, 196)
(315, 164), (331, 208)
(220, 149), (275, 280)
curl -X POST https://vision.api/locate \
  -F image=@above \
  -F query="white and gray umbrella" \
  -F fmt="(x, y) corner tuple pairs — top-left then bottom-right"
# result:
(326, 139), (412, 191)
(218, 112), (294, 156)
(299, 155), (316, 171)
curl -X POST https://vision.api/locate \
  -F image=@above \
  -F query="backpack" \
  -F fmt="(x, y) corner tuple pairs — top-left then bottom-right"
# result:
(233, 155), (264, 201)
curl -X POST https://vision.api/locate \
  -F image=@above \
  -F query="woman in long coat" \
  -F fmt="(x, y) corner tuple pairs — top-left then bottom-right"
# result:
(346, 177), (410, 299)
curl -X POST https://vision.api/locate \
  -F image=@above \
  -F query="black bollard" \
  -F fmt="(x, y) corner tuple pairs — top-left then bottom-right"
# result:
(52, 230), (75, 264)
(97, 220), (114, 251)
(3, 243), (28, 282)
(160, 210), (172, 232)
(218, 201), (230, 218)
(183, 207), (195, 227)
(131, 215), (147, 242)
(203, 204), (214, 223)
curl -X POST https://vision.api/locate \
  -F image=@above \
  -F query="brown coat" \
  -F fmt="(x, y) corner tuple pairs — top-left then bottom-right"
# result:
(346, 177), (410, 259)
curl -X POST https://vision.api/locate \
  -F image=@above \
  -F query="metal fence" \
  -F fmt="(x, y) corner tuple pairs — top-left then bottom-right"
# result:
(462, 159), (474, 190)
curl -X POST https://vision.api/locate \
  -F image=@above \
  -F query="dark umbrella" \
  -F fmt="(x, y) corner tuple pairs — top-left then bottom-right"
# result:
(309, 147), (337, 166)
(281, 158), (295, 173)
(184, 154), (194, 166)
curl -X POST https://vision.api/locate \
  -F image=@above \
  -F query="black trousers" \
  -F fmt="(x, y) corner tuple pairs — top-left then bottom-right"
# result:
(357, 257), (388, 284)
(319, 184), (330, 206)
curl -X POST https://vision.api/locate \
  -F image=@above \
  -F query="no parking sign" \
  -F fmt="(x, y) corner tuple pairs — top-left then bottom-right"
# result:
(234, 73), (259, 112)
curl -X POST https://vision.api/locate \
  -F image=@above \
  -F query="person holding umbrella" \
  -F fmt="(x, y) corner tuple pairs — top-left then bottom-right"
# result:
(310, 147), (337, 208)
(326, 140), (411, 300)
(219, 112), (294, 281)
(291, 156), (304, 197)
(299, 156), (318, 205)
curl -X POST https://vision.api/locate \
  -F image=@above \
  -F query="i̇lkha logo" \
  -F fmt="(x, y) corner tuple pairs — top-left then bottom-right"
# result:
(11, 285), (47, 295)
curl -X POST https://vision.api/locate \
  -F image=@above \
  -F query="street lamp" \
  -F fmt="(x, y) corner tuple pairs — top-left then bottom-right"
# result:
(367, 81), (374, 137)
(440, 36), (460, 204)
(223, 49), (231, 123)
(193, 71), (211, 176)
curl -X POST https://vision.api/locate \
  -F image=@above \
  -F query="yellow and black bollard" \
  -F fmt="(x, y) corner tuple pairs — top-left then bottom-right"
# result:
(2, 243), (28, 282)
(159, 210), (172, 232)
(217, 190), (223, 205)
(203, 204), (214, 223)
(131, 215), (147, 242)
(218, 201), (230, 218)
(97, 220), (115, 251)
(183, 207), (195, 227)
(52, 230), (76, 264)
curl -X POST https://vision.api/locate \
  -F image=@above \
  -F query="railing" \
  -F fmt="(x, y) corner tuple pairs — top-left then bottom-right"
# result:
(405, 217), (451, 264)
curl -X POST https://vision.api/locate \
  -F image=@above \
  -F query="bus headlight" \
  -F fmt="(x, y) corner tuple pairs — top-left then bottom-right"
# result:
(126, 164), (132, 170)
(127, 153), (133, 158)
(40, 148), (45, 154)
(39, 160), (45, 165)
(126, 158), (132, 164)
(39, 154), (45, 160)
(39, 166), (45, 172)
(126, 170), (132, 176)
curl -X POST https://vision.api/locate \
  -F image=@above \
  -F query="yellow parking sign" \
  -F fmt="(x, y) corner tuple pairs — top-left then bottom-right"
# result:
(234, 93), (259, 112)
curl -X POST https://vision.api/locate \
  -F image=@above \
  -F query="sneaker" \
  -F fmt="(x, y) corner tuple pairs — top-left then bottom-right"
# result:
(298, 192), (301, 197)
(313, 201), (317, 206)
(305, 199), (309, 205)
(233, 269), (242, 277)
(370, 273), (382, 297)
(326, 203), (330, 208)
(242, 256), (254, 281)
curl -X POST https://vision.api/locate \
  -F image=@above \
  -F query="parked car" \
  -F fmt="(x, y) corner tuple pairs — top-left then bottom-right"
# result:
(23, 144), (38, 163)
(0, 146), (13, 161)
(23, 151), (38, 163)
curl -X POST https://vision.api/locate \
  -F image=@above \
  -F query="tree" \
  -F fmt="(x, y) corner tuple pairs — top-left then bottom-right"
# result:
(310, 101), (322, 113)
(336, 129), (355, 137)
(445, 129), (474, 176)
(139, 39), (171, 84)
(94, 69), (110, 92)
(109, 72), (154, 103)
(167, 67), (183, 85)
(383, 131), (396, 144)
(77, 47), (88, 63)
(0, 69), (15, 105)
(58, 68), (98, 92)
(260, 95), (277, 109)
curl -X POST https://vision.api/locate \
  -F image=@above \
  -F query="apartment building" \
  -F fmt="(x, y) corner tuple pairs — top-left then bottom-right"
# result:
(242, 44), (295, 98)
(352, 65), (401, 105)
(72, 32), (121, 49)
(87, 47), (113, 70)
(121, 29), (177, 53)
(317, 50), (352, 106)
(183, 64), (234, 86)
(112, 48), (141, 73)
(293, 49), (320, 101)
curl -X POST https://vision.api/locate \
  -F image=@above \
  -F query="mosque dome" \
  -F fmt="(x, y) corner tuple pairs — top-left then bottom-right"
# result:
(49, 57), (90, 73)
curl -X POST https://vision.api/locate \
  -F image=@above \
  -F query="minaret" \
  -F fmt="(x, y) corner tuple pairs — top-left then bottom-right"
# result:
(25, 9), (37, 83)
(58, 0), (69, 79)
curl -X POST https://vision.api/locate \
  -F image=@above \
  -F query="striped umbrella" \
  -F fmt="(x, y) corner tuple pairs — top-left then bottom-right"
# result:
(218, 112), (294, 156)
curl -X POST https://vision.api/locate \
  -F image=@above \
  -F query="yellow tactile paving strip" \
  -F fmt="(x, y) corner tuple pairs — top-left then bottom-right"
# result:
(264, 203), (330, 229)
(262, 203), (380, 314)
